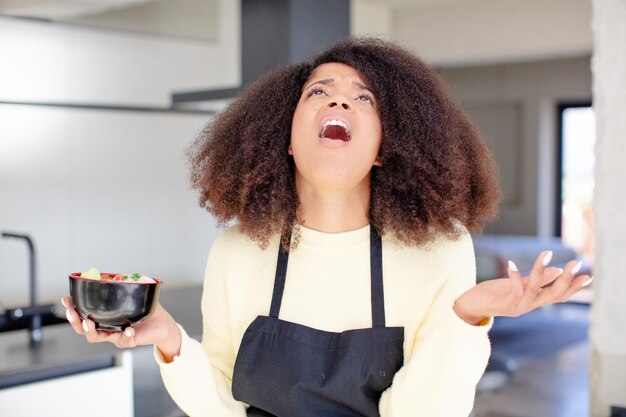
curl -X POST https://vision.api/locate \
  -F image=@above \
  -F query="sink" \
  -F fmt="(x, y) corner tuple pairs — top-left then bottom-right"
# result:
(0, 304), (66, 333)
(1, 231), (60, 345)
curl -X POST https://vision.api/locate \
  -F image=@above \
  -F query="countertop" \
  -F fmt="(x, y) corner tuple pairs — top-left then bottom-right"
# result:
(0, 284), (203, 390)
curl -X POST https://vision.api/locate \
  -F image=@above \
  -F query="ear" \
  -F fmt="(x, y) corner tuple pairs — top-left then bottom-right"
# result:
(288, 144), (293, 155)
(373, 157), (382, 167)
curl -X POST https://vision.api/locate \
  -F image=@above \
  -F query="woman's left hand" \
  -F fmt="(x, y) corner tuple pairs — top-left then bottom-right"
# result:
(453, 250), (593, 325)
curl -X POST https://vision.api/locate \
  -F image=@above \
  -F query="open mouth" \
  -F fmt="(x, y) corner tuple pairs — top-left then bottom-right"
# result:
(319, 119), (351, 142)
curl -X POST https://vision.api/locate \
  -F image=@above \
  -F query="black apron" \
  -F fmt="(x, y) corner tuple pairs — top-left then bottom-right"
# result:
(232, 227), (405, 417)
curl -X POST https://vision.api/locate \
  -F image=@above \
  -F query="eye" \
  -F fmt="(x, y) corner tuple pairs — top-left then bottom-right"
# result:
(356, 94), (374, 105)
(306, 86), (327, 98)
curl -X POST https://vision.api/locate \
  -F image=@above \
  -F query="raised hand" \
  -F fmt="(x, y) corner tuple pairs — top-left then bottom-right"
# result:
(453, 250), (593, 325)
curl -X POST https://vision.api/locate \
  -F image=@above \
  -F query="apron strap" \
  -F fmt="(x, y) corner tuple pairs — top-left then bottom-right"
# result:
(269, 238), (290, 318)
(268, 226), (386, 327)
(370, 227), (386, 328)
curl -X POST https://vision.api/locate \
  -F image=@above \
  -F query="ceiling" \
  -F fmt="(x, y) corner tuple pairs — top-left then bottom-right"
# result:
(0, 0), (482, 20)
(0, 0), (219, 41)
(362, 0), (478, 6)
(0, 0), (158, 19)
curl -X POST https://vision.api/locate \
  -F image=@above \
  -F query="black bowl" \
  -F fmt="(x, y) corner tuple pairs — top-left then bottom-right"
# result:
(69, 272), (162, 331)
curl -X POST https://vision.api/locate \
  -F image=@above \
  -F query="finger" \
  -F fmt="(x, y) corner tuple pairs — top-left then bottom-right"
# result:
(539, 267), (565, 288)
(62, 295), (80, 321)
(81, 319), (95, 341)
(537, 260), (584, 304)
(63, 295), (76, 311)
(64, 303), (86, 335)
(94, 328), (134, 348)
(95, 326), (136, 349)
(564, 259), (584, 281)
(82, 319), (113, 343)
(533, 250), (553, 272)
(542, 272), (575, 303)
(556, 272), (592, 303)
(116, 327), (137, 348)
(527, 250), (552, 292)
(507, 260), (525, 297)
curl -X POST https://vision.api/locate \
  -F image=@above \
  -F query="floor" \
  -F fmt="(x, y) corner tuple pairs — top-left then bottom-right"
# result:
(473, 303), (590, 417)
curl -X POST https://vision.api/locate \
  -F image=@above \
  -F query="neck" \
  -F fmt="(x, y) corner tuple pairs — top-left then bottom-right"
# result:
(295, 176), (371, 233)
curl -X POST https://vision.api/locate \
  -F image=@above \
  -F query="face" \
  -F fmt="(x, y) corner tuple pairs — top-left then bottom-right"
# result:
(290, 62), (382, 193)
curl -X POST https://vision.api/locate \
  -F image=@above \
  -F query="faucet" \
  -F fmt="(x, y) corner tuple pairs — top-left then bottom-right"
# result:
(1, 231), (50, 347)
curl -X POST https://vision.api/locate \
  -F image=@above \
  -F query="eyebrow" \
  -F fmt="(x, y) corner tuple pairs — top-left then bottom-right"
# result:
(303, 78), (373, 94)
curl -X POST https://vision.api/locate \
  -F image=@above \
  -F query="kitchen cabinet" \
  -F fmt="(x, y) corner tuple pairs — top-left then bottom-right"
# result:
(0, 324), (133, 416)
(0, 351), (133, 416)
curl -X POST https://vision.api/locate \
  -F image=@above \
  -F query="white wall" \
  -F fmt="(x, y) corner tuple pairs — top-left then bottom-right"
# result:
(0, 0), (239, 106)
(351, 0), (393, 39)
(392, 0), (592, 67)
(67, 0), (220, 42)
(0, 0), (240, 306)
(440, 57), (592, 236)
(0, 105), (216, 306)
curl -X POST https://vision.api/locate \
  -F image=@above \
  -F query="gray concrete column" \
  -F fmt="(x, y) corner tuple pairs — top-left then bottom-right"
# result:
(590, 0), (626, 415)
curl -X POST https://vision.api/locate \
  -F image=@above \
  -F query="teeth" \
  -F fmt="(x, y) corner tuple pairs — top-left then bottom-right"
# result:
(322, 119), (349, 131)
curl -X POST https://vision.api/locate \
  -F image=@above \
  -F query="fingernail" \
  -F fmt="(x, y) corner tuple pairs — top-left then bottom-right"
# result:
(61, 298), (67, 308)
(583, 276), (594, 287)
(65, 309), (74, 323)
(556, 268), (564, 275)
(542, 251), (553, 266)
(124, 329), (133, 338)
(572, 261), (583, 275)
(82, 320), (89, 333)
(508, 260), (518, 272)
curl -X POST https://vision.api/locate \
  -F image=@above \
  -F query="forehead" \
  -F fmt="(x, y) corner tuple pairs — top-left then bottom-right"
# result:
(307, 62), (366, 83)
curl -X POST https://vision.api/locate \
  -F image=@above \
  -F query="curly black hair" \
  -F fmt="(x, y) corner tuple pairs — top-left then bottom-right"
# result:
(188, 37), (500, 248)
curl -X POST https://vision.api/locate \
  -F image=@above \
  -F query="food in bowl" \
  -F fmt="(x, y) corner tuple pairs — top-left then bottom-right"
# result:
(69, 267), (162, 332)
(80, 267), (157, 284)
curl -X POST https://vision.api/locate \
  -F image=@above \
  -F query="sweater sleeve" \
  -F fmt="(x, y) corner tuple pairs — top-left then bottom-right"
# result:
(154, 234), (247, 417)
(378, 229), (493, 417)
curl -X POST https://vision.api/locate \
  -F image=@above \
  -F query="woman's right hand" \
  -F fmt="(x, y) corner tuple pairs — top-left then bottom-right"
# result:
(61, 296), (182, 362)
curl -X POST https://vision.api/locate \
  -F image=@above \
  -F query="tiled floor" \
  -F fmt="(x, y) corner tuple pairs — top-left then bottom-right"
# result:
(473, 304), (590, 417)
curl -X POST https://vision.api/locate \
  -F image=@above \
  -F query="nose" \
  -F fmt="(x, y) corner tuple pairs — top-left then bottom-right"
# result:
(327, 98), (351, 111)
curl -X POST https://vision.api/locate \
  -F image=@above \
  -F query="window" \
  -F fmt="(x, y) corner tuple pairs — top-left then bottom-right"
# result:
(557, 103), (595, 262)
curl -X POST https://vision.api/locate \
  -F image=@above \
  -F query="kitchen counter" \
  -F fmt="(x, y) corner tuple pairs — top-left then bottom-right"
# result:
(0, 324), (118, 388)
(0, 284), (202, 388)
(157, 283), (203, 338)
(0, 284), (203, 416)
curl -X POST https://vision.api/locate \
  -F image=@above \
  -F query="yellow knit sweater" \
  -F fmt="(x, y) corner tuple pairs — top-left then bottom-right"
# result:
(155, 223), (492, 416)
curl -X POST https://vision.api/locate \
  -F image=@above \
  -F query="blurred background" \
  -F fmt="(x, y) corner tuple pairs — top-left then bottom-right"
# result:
(0, 1), (622, 417)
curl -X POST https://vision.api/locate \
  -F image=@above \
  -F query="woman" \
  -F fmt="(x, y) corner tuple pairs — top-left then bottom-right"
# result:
(63, 38), (591, 416)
